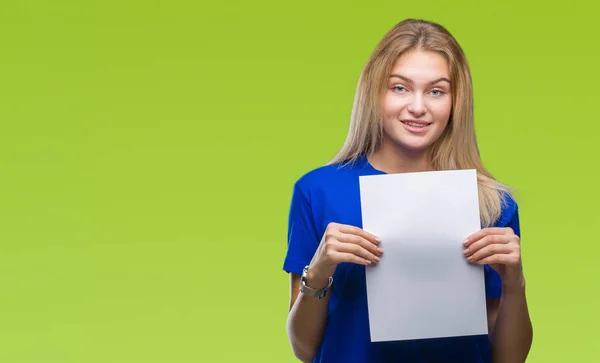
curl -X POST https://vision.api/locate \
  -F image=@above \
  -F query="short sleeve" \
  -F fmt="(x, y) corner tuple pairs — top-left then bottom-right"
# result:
(485, 197), (521, 299)
(282, 181), (321, 275)
(506, 201), (521, 238)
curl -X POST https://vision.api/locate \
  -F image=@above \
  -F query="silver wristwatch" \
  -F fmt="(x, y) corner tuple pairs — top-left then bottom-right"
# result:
(300, 265), (333, 299)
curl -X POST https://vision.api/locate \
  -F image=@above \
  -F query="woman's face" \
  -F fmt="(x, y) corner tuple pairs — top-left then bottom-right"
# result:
(381, 50), (453, 153)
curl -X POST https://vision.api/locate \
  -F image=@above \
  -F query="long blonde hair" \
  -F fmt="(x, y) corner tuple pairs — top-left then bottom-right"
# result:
(329, 18), (512, 227)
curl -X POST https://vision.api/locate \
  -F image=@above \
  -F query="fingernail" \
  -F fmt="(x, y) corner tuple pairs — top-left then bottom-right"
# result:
(377, 248), (384, 255)
(467, 256), (473, 262)
(463, 239), (469, 246)
(375, 237), (382, 244)
(366, 260), (372, 265)
(374, 256), (381, 262)
(463, 248), (469, 256)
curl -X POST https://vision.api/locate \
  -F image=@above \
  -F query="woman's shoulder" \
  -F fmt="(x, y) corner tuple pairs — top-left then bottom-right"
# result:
(494, 191), (520, 232)
(293, 159), (365, 194)
(501, 191), (519, 216)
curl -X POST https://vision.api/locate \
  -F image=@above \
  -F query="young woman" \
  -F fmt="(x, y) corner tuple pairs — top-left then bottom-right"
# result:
(283, 19), (533, 363)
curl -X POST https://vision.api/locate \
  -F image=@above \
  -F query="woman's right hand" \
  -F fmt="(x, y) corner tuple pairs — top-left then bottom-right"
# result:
(306, 222), (384, 288)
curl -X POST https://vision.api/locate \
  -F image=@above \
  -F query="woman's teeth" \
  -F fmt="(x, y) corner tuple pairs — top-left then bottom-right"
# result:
(404, 121), (429, 128)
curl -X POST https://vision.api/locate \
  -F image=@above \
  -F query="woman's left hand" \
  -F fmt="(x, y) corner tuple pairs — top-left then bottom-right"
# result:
(463, 227), (524, 287)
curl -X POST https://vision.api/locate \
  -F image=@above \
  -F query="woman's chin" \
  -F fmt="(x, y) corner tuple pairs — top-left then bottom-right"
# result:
(392, 137), (435, 152)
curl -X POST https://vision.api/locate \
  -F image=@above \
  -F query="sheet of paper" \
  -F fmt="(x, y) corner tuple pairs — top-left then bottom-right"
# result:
(359, 169), (488, 342)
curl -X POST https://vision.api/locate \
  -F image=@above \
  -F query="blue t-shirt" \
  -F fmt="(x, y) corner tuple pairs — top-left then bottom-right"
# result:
(282, 154), (521, 363)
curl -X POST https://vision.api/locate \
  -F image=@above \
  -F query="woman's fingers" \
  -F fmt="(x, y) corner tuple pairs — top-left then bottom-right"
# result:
(333, 240), (381, 263)
(475, 253), (521, 266)
(466, 243), (513, 263)
(321, 223), (383, 266)
(464, 234), (511, 257)
(339, 224), (382, 245)
(337, 233), (383, 258)
(334, 252), (372, 265)
(463, 227), (514, 247)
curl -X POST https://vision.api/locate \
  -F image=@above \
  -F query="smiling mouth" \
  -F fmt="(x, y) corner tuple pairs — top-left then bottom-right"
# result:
(401, 120), (432, 128)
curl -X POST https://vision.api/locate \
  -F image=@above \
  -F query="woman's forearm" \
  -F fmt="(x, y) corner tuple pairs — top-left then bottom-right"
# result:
(286, 273), (331, 363)
(490, 277), (533, 363)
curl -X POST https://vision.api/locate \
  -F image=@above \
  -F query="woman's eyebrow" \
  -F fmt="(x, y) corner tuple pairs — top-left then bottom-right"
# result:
(389, 74), (451, 85)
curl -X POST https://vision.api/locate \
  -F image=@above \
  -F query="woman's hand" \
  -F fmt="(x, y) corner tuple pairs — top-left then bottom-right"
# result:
(306, 222), (383, 288)
(463, 227), (524, 287)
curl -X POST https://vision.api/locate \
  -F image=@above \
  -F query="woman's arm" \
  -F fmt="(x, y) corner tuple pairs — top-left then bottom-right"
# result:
(489, 277), (533, 363)
(286, 271), (332, 363)
(285, 222), (383, 362)
(464, 226), (533, 363)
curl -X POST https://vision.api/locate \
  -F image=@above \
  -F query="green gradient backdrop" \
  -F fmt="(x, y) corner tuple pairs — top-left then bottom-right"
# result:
(0, 0), (598, 362)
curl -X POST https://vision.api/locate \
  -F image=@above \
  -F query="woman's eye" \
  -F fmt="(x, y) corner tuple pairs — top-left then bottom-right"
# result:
(393, 86), (406, 92)
(430, 89), (444, 96)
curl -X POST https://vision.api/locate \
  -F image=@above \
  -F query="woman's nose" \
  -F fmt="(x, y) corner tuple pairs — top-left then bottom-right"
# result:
(407, 96), (426, 117)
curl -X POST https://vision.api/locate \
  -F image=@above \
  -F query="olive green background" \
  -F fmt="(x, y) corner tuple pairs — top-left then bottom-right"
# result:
(0, 0), (598, 362)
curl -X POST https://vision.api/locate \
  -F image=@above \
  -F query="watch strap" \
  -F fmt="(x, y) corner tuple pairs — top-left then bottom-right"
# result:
(300, 265), (333, 299)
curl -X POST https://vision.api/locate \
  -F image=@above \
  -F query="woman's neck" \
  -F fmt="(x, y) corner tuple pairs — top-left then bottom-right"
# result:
(368, 142), (433, 174)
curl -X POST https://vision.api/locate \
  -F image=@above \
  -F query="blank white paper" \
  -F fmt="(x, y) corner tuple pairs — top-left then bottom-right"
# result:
(359, 169), (488, 342)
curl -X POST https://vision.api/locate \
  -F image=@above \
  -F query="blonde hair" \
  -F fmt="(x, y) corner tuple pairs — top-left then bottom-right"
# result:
(329, 18), (511, 227)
